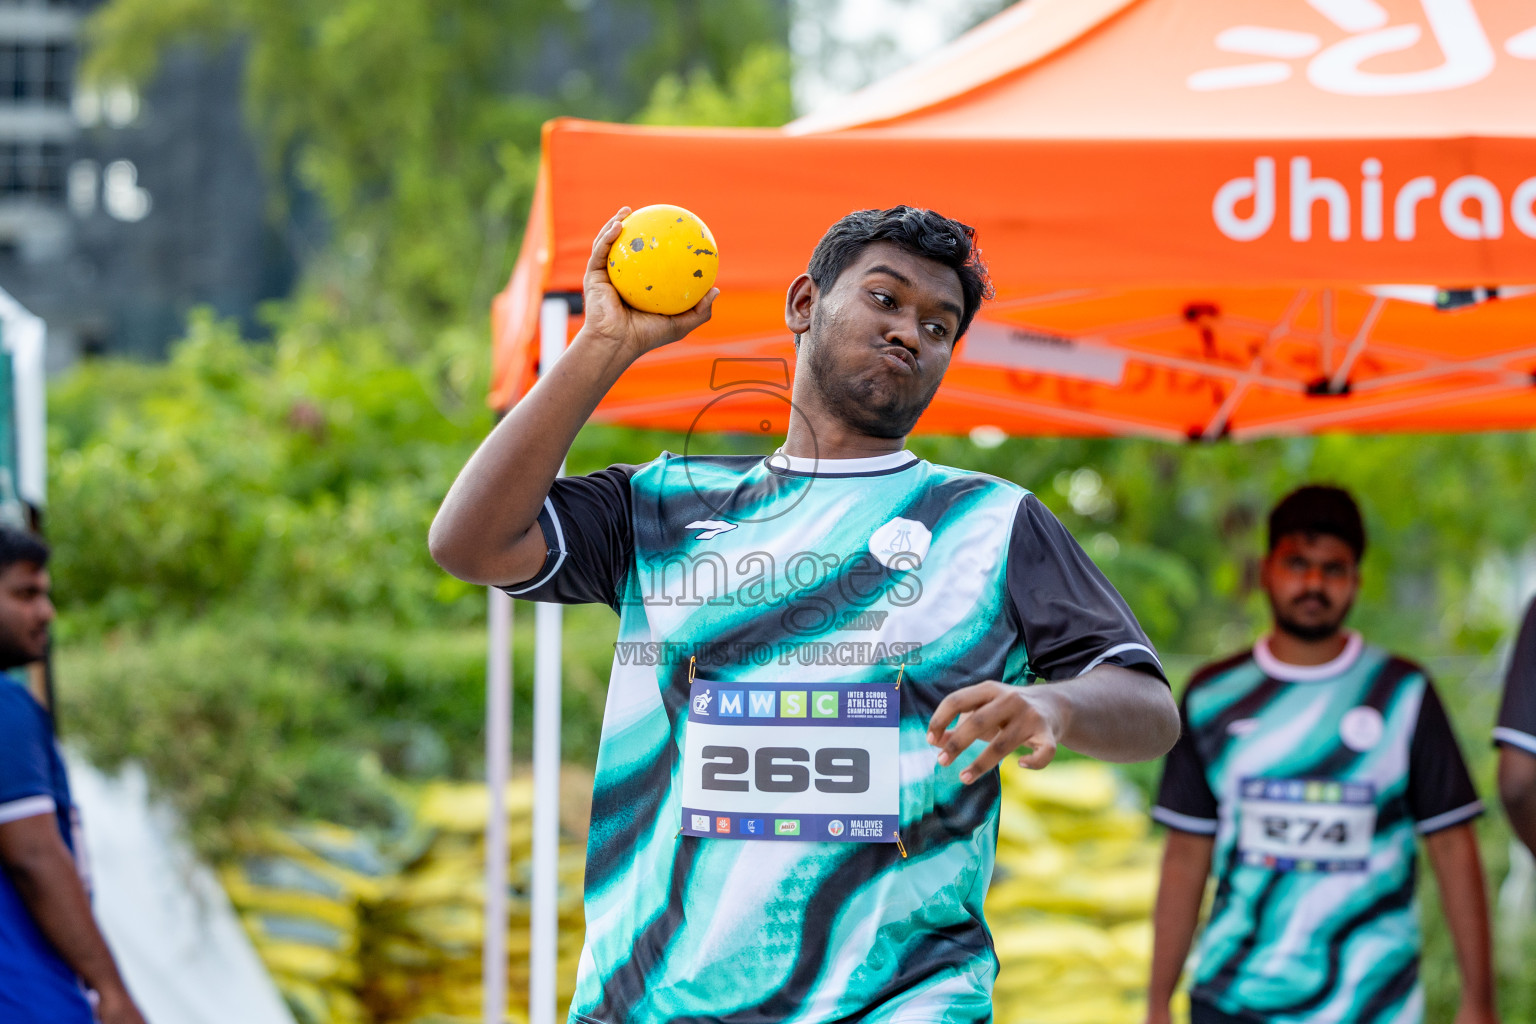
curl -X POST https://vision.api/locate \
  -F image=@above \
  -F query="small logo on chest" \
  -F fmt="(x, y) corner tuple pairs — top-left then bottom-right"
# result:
(868, 516), (932, 569)
(1340, 706), (1384, 752)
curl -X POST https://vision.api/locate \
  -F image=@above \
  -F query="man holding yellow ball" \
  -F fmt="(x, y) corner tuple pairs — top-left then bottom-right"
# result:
(431, 204), (1179, 1022)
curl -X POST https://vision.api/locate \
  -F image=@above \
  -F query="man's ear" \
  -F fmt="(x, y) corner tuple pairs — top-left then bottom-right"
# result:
(785, 273), (816, 335)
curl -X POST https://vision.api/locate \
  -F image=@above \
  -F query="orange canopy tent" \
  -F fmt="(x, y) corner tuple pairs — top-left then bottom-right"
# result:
(493, 0), (1536, 441)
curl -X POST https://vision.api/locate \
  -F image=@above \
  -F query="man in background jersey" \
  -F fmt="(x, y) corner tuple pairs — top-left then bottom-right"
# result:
(1145, 486), (1497, 1024)
(0, 527), (147, 1024)
(431, 205), (1180, 1022)
(1496, 597), (1536, 857)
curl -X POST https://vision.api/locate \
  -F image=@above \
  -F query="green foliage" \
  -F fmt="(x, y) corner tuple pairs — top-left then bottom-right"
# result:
(906, 431), (1536, 662)
(82, 0), (790, 329)
(637, 44), (793, 127)
(622, 0), (790, 100)
(47, 305), (491, 634)
(84, 0), (567, 325)
(57, 608), (617, 855)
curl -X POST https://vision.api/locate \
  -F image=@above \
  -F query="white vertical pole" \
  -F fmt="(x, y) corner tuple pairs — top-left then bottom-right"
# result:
(530, 296), (569, 1024)
(531, 601), (564, 1024)
(0, 291), (47, 511)
(483, 587), (513, 1024)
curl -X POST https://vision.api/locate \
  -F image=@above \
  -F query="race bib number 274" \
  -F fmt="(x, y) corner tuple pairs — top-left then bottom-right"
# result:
(680, 679), (900, 842)
(1237, 777), (1377, 873)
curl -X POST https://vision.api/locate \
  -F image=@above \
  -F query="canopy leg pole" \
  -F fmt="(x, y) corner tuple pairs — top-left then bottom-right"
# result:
(531, 601), (563, 1024)
(1327, 295), (1386, 394)
(531, 295), (570, 1024)
(484, 587), (513, 1024)
(1319, 288), (1337, 376)
(1201, 289), (1311, 440)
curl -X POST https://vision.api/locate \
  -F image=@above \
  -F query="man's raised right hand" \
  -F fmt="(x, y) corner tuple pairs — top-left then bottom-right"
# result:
(581, 206), (719, 360)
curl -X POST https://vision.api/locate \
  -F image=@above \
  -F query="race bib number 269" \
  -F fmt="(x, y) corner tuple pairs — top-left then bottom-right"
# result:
(680, 679), (900, 843)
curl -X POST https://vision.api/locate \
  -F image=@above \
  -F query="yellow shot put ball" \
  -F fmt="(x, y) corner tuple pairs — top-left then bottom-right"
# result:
(606, 204), (719, 315)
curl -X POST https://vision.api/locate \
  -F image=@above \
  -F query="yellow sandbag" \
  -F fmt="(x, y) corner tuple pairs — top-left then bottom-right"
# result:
(1038, 807), (1149, 844)
(328, 987), (367, 1024)
(1068, 837), (1157, 870)
(997, 796), (1050, 847)
(370, 933), (443, 970)
(1109, 919), (1152, 962)
(405, 1010), (532, 1024)
(404, 825), (537, 873)
(283, 822), (392, 879)
(1105, 920), (1155, 987)
(222, 855), (353, 906)
(219, 865), (358, 931)
(990, 959), (1061, 995)
(250, 940), (360, 986)
(1003, 968), (1125, 1000)
(1003, 761), (1120, 814)
(989, 866), (1156, 920)
(397, 902), (484, 954)
(993, 992), (1142, 1024)
(386, 839), (580, 909)
(390, 856), (518, 910)
(417, 780), (535, 833)
(243, 910), (358, 954)
(270, 976), (329, 1024)
(991, 842), (1070, 885)
(242, 911), (360, 985)
(273, 976), (367, 1024)
(990, 917), (1117, 965)
(230, 827), (386, 904)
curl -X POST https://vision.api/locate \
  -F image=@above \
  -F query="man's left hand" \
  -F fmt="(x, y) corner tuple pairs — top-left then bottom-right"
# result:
(926, 681), (1066, 783)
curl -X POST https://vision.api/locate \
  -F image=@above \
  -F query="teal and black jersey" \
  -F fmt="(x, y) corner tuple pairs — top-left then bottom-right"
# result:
(1154, 634), (1482, 1024)
(510, 449), (1164, 1024)
(1495, 597), (1536, 757)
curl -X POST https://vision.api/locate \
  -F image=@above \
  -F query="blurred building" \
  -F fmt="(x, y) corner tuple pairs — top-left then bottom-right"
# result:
(791, 0), (1014, 114)
(0, 0), (790, 370)
(0, 0), (298, 369)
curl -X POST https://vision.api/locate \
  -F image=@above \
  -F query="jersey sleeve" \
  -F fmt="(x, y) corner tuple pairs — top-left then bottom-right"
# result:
(1407, 680), (1483, 834)
(1005, 493), (1165, 683)
(502, 464), (639, 611)
(0, 684), (58, 825)
(1151, 691), (1219, 835)
(1495, 598), (1536, 756)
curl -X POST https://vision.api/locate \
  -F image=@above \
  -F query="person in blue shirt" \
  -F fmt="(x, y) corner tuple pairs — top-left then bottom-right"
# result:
(0, 526), (145, 1024)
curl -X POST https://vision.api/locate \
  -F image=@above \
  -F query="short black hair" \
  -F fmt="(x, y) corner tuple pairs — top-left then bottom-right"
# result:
(807, 206), (993, 340)
(1267, 486), (1365, 561)
(0, 525), (48, 573)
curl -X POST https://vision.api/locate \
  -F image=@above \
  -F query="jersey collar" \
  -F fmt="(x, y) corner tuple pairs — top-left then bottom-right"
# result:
(766, 449), (918, 477)
(1253, 630), (1364, 682)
